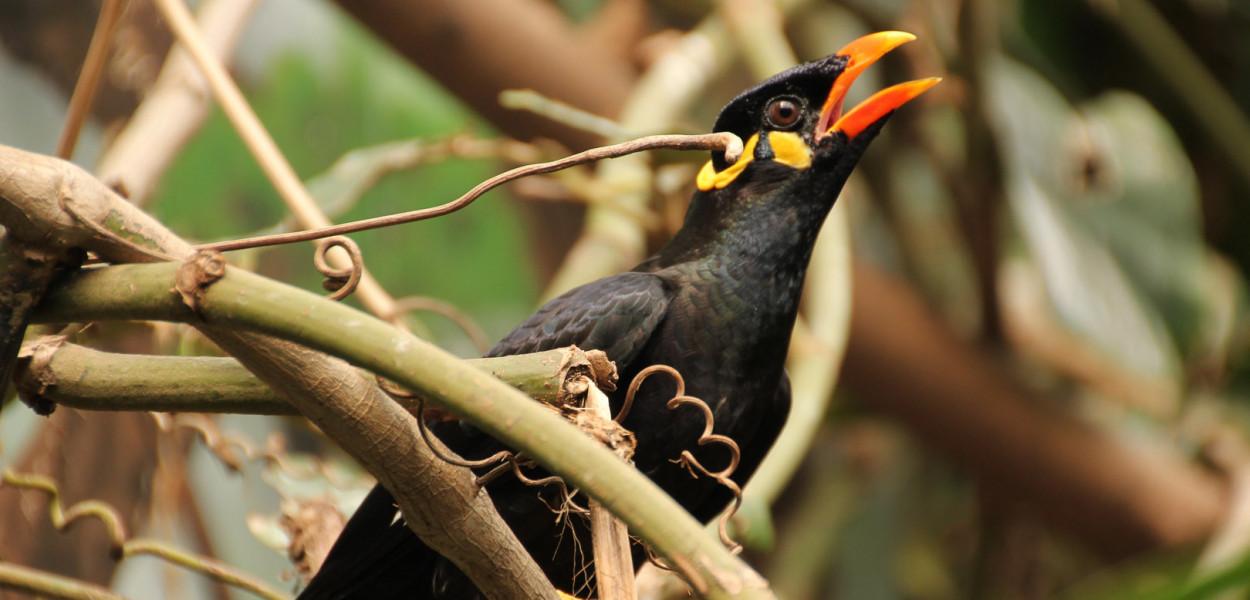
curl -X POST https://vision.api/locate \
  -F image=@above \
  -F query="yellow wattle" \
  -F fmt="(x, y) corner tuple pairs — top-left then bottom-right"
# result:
(696, 134), (759, 191)
(768, 131), (812, 169)
(695, 132), (813, 192)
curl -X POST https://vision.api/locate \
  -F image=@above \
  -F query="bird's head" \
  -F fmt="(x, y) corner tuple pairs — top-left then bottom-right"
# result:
(695, 31), (939, 196)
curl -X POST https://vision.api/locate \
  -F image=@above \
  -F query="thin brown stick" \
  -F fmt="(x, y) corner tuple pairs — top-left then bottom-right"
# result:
(55, 0), (126, 159)
(196, 132), (742, 253)
(96, 0), (260, 206)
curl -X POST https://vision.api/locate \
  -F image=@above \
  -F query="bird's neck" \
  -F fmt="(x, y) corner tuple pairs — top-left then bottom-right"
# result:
(644, 183), (837, 335)
(651, 184), (835, 281)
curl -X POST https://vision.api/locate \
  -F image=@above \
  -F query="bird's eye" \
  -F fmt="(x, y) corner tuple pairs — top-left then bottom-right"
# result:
(766, 99), (801, 128)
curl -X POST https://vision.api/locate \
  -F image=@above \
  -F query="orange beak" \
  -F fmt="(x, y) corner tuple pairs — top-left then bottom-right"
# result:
(815, 31), (940, 141)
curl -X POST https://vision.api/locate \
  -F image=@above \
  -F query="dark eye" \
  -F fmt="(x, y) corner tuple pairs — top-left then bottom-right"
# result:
(766, 98), (801, 128)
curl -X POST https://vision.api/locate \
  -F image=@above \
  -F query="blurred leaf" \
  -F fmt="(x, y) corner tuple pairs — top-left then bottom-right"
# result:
(989, 58), (1186, 397)
(1075, 93), (1208, 355)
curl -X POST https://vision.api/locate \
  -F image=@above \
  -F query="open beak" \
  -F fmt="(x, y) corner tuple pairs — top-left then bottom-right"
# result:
(815, 31), (941, 141)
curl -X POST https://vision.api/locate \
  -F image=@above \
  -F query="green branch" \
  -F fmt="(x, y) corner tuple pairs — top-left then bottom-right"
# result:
(16, 340), (612, 416)
(34, 258), (773, 599)
(0, 560), (129, 600)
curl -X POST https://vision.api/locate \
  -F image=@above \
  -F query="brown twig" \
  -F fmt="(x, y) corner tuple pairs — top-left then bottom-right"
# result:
(196, 133), (742, 253)
(55, 0), (126, 160)
(95, 0), (260, 206)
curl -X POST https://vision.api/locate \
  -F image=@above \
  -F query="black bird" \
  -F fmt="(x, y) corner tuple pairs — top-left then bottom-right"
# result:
(299, 31), (937, 600)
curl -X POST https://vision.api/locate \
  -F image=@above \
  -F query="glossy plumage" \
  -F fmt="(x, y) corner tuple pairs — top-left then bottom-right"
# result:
(299, 35), (932, 599)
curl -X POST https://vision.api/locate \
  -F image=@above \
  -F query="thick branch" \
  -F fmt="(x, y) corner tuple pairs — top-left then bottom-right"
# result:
(841, 261), (1226, 558)
(331, 0), (635, 151)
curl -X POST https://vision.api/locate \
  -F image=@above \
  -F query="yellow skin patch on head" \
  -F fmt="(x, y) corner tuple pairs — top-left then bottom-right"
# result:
(767, 131), (813, 169)
(696, 131), (813, 191)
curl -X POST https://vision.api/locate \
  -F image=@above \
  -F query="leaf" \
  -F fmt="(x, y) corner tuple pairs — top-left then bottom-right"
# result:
(988, 58), (1191, 405)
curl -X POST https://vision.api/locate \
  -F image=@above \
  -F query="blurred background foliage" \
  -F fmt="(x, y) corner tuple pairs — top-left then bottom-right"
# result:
(2, 0), (1250, 599)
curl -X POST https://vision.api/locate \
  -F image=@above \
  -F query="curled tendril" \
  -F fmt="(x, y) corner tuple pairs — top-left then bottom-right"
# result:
(313, 235), (363, 301)
(409, 410), (588, 520)
(622, 364), (745, 554)
(644, 545), (677, 573)
(412, 397), (513, 471)
(373, 375), (458, 421)
(1, 470), (128, 555)
(389, 296), (491, 354)
(383, 381), (587, 524)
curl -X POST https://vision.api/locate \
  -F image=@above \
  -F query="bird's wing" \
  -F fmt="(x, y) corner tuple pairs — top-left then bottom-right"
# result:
(486, 271), (673, 367)
(296, 485), (438, 599)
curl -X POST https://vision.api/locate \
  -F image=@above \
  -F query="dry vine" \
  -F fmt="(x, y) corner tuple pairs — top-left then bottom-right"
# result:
(408, 395), (591, 521)
(0, 470), (289, 600)
(387, 296), (492, 354)
(152, 413), (370, 491)
(195, 132), (743, 254)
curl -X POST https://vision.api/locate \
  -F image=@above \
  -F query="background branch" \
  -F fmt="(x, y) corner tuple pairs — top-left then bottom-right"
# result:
(95, 0), (259, 206)
(0, 561), (129, 600)
(841, 260), (1224, 557)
